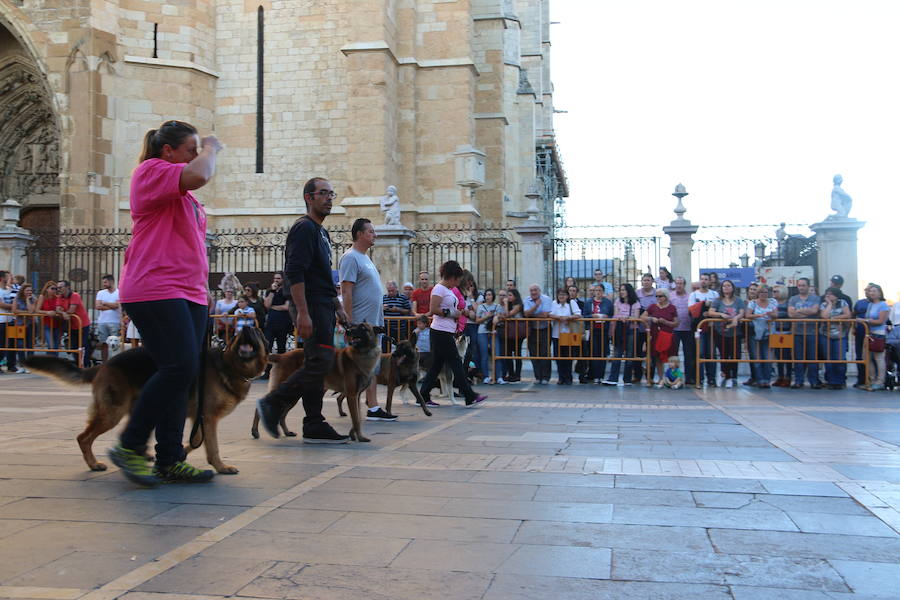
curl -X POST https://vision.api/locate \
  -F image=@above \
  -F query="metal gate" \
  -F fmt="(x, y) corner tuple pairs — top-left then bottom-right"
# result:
(551, 226), (663, 292)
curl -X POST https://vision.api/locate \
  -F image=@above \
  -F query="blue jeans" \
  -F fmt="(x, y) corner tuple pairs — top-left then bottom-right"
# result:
(607, 327), (636, 383)
(43, 325), (62, 350)
(820, 335), (847, 386)
(748, 337), (771, 383)
(793, 334), (820, 385)
(477, 332), (492, 379)
(119, 299), (208, 467)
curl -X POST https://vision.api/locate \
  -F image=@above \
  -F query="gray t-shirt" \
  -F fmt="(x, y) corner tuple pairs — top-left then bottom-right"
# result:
(338, 248), (384, 326)
(788, 293), (821, 335)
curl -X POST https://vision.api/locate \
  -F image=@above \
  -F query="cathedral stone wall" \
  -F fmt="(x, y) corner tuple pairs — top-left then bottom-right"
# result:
(1, 0), (562, 233)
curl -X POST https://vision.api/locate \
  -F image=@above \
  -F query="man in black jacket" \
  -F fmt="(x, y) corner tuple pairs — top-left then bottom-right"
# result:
(256, 177), (350, 443)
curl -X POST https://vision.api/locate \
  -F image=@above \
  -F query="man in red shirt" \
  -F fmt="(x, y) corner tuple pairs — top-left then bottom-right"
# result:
(55, 280), (92, 366)
(411, 270), (432, 314)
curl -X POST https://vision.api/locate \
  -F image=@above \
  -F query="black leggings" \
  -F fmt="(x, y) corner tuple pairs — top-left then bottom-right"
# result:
(120, 299), (207, 467)
(419, 329), (477, 403)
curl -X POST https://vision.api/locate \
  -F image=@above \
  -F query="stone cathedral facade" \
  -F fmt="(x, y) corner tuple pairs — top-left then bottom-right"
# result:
(0, 0), (565, 235)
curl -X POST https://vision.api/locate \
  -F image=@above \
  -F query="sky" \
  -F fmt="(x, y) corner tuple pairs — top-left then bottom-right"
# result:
(549, 0), (898, 301)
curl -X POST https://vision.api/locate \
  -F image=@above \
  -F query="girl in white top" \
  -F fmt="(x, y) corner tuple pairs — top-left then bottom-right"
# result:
(418, 260), (487, 407)
(233, 296), (256, 333)
(549, 287), (582, 385)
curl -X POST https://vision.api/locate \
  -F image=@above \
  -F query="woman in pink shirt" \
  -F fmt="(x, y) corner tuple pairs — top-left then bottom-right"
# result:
(109, 120), (222, 487)
(418, 260), (487, 408)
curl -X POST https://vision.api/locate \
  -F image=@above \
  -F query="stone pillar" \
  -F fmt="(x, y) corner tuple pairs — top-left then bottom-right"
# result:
(515, 222), (550, 292)
(371, 225), (416, 289)
(0, 200), (34, 277)
(810, 218), (866, 297)
(662, 184), (699, 281)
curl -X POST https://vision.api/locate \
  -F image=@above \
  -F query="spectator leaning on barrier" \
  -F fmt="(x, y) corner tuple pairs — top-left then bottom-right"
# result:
(95, 274), (121, 362)
(383, 280), (413, 346)
(858, 283), (889, 391)
(603, 283), (642, 386)
(772, 285), (792, 387)
(852, 289), (871, 389)
(788, 277), (822, 389)
(475, 289), (499, 384)
(524, 284), (553, 384)
(585, 283), (614, 384)
(55, 280), (92, 368)
(745, 284), (778, 388)
(496, 288), (524, 383)
(549, 287), (582, 385)
(568, 283), (591, 383)
(644, 287), (678, 387)
(11, 283), (36, 371)
(0, 270), (16, 373)
(688, 273), (720, 387)
(709, 280), (745, 389)
(669, 277), (695, 385)
(634, 273), (657, 383)
(819, 287), (851, 389)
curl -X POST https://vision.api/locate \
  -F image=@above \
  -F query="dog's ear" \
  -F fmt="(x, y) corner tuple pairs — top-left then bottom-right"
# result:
(409, 330), (418, 348)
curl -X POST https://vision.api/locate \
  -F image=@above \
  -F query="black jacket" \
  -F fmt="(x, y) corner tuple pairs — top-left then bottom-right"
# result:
(283, 216), (336, 305)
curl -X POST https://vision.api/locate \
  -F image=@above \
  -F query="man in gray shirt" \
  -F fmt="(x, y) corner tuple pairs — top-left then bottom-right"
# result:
(339, 218), (396, 421)
(787, 277), (822, 389)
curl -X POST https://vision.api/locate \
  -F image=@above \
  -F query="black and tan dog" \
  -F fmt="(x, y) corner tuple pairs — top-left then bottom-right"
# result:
(251, 322), (385, 442)
(335, 335), (432, 417)
(25, 326), (268, 474)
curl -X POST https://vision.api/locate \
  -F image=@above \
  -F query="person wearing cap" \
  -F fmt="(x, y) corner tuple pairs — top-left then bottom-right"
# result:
(829, 275), (853, 308)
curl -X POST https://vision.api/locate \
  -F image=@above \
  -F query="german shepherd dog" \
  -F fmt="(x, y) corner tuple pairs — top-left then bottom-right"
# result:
(25, 326), (268, 474)
(251, 322), (384, 442)
(335, 334), (433, 417)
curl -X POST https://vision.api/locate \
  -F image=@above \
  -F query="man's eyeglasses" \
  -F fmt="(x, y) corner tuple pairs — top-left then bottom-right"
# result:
(49, 287), (57, 290)
(655, 295), (666, 298)
(313, 190), (336, 199)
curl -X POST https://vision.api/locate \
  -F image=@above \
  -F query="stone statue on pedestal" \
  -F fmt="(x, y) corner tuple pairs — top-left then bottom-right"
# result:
(830, 174), (852, 219)
(380, 185), (401, 226)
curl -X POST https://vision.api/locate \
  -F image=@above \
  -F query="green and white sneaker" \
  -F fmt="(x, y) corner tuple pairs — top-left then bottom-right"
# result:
(153, 461), (215, 483)
(108, 444), (160, 487)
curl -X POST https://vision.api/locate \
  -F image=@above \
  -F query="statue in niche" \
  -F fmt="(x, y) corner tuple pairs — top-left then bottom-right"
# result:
(830, 174), (852, 219)
(380, 185), (401, 226)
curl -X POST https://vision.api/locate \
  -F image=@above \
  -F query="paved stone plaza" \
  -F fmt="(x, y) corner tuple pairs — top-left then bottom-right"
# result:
(2, 375), (900, 599)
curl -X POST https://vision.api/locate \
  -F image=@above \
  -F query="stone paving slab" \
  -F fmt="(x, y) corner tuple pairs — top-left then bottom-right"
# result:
(4, 376), (900, 598)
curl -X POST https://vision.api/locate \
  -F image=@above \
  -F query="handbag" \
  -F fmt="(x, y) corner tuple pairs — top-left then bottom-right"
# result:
(654, 329), (673, 353)
(868, 336), (886, 353)
(505, 318), (528, 343)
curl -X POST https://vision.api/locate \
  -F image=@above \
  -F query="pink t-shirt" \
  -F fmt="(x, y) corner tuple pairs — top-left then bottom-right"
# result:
(429, 284), (459, 333)
(119, 159), (209, 306)
(452, 287), (467, 333)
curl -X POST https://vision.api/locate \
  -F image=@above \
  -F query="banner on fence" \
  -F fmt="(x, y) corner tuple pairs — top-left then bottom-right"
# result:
(755, 266), (815, 288)
(699, 267), (756, 288)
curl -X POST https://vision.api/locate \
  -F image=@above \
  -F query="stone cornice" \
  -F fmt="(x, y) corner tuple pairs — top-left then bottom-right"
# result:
(340, 42), (479, 75)
(123, 55), (219, 78)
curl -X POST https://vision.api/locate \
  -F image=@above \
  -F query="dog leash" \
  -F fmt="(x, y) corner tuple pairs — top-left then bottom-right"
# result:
(188, 318), (211, 449)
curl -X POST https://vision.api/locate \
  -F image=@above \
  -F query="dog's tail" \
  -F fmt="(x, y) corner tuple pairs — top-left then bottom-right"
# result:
(23, 356), (99, 385)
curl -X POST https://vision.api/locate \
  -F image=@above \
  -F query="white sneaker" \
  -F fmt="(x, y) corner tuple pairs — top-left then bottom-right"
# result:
(483, 377), (491, 385)
(14, 367), (28, 374)
(601, 379), (617, 386)
(725, 379), (734, 389)
(497, 378), (507, 385)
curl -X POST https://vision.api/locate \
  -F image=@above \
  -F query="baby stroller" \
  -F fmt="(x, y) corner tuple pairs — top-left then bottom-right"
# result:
(886, 341), (899, 391)
(886, 321), (899, 391)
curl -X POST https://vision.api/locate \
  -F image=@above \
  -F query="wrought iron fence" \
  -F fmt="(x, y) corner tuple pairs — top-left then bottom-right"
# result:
(551, 225), (663, 292)
(692, 224), (817, 280)
(407, 223), (518, 291)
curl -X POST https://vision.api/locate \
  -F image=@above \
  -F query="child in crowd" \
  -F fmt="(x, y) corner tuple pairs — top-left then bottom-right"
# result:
(663, 356), (684, 389)
(233, 296), (256, 333)
(415, 314), (432, 372)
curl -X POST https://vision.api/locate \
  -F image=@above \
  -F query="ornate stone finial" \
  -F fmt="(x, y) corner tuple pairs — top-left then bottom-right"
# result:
(524, 180), (542, 222)
(672, 183), (689, 222)
(380, 185), (402, 226)
(829, 174), (852, 219)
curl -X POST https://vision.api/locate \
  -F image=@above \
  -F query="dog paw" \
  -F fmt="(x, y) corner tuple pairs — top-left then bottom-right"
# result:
(250, 429), (260, 439)
(90, 462), (108, 472)
(338, 410), (347, 417)
(216, 465), (239, 474)
(283, 430), (297, 437)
